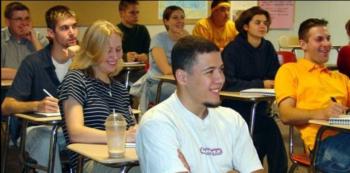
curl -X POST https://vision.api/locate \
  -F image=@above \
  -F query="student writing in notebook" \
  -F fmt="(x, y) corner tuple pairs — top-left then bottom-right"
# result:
(275, 18), (350, 173)
(1, 5), (79, 173)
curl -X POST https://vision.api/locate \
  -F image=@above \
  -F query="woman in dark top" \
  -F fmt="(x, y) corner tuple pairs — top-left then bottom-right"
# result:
(222, 6), (287, 173)
(58, 20), (138, 172)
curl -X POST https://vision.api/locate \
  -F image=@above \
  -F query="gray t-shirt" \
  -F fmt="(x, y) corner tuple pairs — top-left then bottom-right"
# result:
(1, 27), (48, 69)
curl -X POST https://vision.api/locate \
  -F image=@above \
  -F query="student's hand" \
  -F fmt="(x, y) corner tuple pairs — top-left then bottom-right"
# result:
(67, 45), (80, 58)
(37, 96), (59, 113)
(263, 80), (274, 88)
(126, 125), (137, 143)
(321, 102), (348, 119)
(127, 52), (138, 62)
(135, 53), (148, 63)
(178, 149), (190, 172)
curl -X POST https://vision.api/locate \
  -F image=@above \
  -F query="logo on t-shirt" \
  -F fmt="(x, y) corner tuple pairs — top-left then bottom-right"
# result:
(200, 147), (223, 156)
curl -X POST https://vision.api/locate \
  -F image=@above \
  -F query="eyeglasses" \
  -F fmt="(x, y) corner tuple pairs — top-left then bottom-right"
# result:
(10, 17), (31, 22)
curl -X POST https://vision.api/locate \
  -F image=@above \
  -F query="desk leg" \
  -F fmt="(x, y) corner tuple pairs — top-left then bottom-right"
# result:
(47, 125), (59, 173)
(249, 103), (258, 136)
(155, 80), (164, 104)
(125, 70), (131, 88)
(77, 155), (84, 173)
(1, 117), (10, 173)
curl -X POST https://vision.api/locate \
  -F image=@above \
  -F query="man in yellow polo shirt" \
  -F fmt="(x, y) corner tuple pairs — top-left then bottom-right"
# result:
(275, 18), (350, 173)
(192, 0), (237, 51)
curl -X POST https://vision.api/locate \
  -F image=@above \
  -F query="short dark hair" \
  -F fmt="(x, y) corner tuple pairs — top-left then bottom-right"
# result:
(162, 5), (184, 31)
(345, 19), (350, 37)
(4, 2), (29, 19)
(45, 5), (76, 30)
(235, 6), (271, 36)
(211, 0), (230, 9)
(298, 18), (328, 41)
(118, 0), (139, 12)
(171, 36), (220, 77)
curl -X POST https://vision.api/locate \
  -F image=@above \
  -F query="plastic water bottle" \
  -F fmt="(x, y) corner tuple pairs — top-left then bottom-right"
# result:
(105, 109), (127, 158)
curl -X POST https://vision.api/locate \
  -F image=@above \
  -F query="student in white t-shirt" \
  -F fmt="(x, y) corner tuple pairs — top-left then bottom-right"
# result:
(136, 35), (263, 173)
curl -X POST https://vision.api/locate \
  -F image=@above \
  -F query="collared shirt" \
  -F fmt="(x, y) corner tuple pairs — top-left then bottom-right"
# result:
(1, 27), (48, 69)
(275, 58), (350, 150)
(192, 18), (237, 50)
(6, 44), (61, 101)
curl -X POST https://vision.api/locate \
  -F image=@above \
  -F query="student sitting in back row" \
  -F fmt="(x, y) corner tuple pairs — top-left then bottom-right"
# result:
(221, 6), (287, 173)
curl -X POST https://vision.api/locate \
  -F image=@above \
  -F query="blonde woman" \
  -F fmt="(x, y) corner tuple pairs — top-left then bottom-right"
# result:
(58, 20), (138, 173)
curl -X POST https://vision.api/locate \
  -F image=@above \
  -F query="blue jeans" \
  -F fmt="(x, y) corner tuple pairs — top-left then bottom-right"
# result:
(315, 132), (350, 173)
(26, 125), (66, 173)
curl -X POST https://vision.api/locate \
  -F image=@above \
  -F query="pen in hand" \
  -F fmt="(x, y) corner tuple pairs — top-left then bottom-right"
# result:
(330, 97), (337, 103)
(43, 89), (53, 97)
(331, 97), (350, 115)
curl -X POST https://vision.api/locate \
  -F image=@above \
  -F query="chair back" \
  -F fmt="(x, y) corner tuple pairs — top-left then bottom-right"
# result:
(277, 51), (297, 65)
(278, 35), (299, 50)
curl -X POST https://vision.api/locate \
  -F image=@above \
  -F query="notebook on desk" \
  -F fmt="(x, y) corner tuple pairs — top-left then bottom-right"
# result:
(240, 88), (275, 96)
(329, 115), (350, 125)
(35, 112), (61, 117)
(125, 142), (135, 148)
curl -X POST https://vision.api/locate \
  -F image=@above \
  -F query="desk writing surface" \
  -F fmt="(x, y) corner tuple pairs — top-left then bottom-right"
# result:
(123, 63), (145, 69)
(157, 75), (175, 82)
(309, 120), (350, 130)
(67, 143), (138, 164)
(220, 91), (275, 102)
(1, 80), (13, 88)
(14, 113), (61, 122)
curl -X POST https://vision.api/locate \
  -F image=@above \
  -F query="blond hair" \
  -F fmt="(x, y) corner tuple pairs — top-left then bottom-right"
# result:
(70, 20), (124, 77)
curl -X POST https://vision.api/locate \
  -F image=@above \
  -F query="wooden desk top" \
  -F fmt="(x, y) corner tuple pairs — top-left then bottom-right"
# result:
(123, 63), (145, 69)
(1, 80), (13, 88)
(220, 91), (275, 102)
(157, 75), (175, 82)
(309, 120), (350, 130)
(14, 113), (62, 122)
(67, 143), (138, 164)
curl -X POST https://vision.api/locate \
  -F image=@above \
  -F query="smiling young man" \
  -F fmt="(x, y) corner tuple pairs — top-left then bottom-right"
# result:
(275, 18), (350, 173)
(1, 2), (48, 79)
(1, 5), (79, 173)
(136, 35), (263, 173)
(192, 0), (237, 50)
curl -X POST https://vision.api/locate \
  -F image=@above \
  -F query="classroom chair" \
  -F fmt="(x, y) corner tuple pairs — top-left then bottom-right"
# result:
(288, 125), (312, 173)
(278, 35), (299, 52)
(277, 51), (297, 65)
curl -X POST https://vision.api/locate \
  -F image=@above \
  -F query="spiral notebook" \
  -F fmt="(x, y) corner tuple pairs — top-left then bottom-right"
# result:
(240, 88), (275, 96)
(329, 115), (350, 125)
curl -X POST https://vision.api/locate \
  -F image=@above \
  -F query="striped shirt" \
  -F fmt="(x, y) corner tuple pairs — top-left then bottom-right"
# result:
(58, 70), (135, 168)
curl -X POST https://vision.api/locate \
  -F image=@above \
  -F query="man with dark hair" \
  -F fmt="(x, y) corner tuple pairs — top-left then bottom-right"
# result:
(276, 18), (350, 173)
(1, 2), (48, 79)
(337, 19), (350, 77)
(117, 0), (150, 64)
(222, 6), (287, 173)
(192, 0), (237, 50)
(116, 0), (150, 86)
(137, 35), (263, 173)
(1, 5), (79, 173)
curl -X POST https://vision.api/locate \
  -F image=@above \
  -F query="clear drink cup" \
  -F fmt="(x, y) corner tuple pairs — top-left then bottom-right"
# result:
(105, 112), (127, 158)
